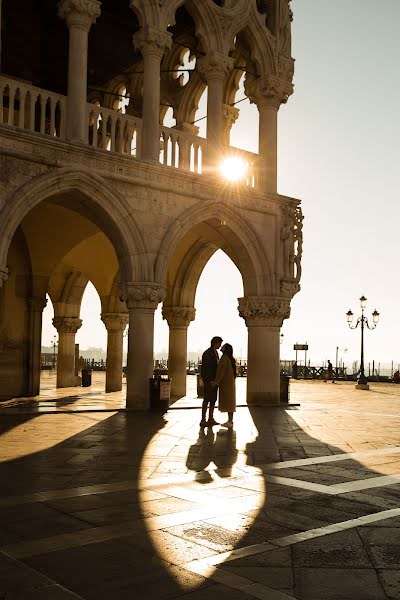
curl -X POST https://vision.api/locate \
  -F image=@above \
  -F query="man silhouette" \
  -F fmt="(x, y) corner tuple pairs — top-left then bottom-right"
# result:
(200, 336), (222, 427)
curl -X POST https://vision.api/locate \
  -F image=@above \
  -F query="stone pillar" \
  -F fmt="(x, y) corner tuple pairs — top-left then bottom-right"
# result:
(133, 26), (172, 162)
(238, 297), (291, 405)
(162, 306), (195, 399)
(27, 297), (47, 396)
(121, 283), (165, 410)
(53, 317), (82, 388)
(197, 52), (234, 167)
(101, 313), (128, 393)
(58, 0), (101, 143)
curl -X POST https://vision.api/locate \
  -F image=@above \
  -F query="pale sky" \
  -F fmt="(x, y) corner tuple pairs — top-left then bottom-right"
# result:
(42, 0), (400, 368)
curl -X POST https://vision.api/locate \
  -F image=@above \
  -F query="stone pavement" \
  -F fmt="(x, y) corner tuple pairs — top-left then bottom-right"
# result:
(1, 377), (400, 598)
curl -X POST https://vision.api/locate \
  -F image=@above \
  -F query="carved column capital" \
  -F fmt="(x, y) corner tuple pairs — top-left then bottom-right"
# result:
(28, 297), (48, 313)
(53, 317), (82, 334)
(120, 282), (165, 311)
(197, 51), (234, 82)
(133, 26), (172, 58)
(238, 297), (291, 327)
(58, 0), (101, 30)
(245, 74), (293, 109)
(0, 266), (8, 288)
(101, 313), (129, 332)
(162, 306), (196, 328)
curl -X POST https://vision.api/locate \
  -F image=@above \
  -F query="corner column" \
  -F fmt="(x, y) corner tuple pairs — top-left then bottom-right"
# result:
(58, 0), (101, 143)
(122, 283), (165, 410)
(101, 313), (128, 393)
(238, 297), (291, 405)
(162, 306), (195, 399)
(53, 317), (82, 388)
(27, 296), (47, 396)
(133, 26), (172, 162)
(197, 52), (234, 168)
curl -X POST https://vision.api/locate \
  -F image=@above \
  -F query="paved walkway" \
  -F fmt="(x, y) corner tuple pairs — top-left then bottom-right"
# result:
(1, 378), (400, 599)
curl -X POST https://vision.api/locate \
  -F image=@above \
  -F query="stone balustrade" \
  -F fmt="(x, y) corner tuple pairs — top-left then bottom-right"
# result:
(0, 75), (260, 188)
(159, 125), (205, 174)
(0, 75), (67, 140)
(87, 103), (142, 157)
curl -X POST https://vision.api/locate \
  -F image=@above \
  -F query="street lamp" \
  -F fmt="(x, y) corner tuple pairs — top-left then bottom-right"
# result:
(346, 295), (380, 390)
(51, 335), (58, 369)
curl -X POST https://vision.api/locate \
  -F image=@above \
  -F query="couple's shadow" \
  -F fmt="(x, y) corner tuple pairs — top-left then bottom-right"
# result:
(186, 425), (238, 481)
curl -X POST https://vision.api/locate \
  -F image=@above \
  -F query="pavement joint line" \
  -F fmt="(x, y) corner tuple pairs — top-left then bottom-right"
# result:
(264, 445), (400, 470)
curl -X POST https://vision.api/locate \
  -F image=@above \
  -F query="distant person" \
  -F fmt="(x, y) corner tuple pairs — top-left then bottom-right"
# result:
(325, 360), (335, 383)
(292, 361), (298, 379)
(393, 370), (400, 384)
(212, 343), (237, 428)
(200, 336), (223, 426)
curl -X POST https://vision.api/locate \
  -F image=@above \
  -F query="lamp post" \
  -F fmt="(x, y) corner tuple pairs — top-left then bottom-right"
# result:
(51, 335), (58, 369)
(346, 295), (380, 390)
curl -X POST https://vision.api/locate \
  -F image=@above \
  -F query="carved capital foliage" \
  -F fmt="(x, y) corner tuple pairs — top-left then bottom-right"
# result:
(0, 266), (8, 288)
(133, 26), (172, 58)
(53, 317), (82, 334)
(120, 282), (165, 311)
(197, 52), (234, 82)
(245, 74), (293, 108)
(162, 306), (196, 328)
(280, 280), (300, 298)
(238, 297), (291, 327)
(223, 104), (240, 127)
(101, 313), (129, 332)
(58, 0), (101, 29)
(28, 296), (48, 313)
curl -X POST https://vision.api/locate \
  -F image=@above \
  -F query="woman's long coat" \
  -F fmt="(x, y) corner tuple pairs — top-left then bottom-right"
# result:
(214, 354), (236, 412)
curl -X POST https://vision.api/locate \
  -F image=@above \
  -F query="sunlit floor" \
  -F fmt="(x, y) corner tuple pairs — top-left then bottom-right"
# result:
(1, 380), (400, 598)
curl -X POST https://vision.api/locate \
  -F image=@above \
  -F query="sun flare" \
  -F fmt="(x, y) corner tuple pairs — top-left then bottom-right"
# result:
(220, 157), (248, 182)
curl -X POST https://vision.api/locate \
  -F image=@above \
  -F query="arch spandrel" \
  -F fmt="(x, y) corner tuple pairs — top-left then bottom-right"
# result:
(156, 201), (273, 300)
(0, 168), (150, 285)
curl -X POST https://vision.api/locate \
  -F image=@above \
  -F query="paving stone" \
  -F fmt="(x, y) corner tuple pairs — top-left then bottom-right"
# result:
(294, 567), (387, 599)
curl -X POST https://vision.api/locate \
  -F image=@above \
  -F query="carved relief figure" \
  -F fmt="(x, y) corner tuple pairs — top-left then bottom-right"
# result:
(281, 206), (295, 278)
(279, 0), (292, 56)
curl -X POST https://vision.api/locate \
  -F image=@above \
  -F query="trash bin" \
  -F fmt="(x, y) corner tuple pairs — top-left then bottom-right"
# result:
(196, 374), (204, 398)
(280, 374), (290, 402)
(81, 369), (92, 387)
(149, 376), (171, 413)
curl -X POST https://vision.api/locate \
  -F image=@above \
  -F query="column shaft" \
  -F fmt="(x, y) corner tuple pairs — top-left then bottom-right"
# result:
(259, 103), (278, 194)
(126, 309), (155, 409)
(57, 332), (77, 388)
(106, 329), (124, 392)
(27, 298), (46, 396)
(141, 51), (162, 161)
(247, 326), (280, 404)
(206, 76), (224, 151)
(66, 25), (89, 142)
(168, 327), (188, 398)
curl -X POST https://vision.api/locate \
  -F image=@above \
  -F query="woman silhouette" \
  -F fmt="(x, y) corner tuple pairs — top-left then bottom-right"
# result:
(212, 343), (237, 428)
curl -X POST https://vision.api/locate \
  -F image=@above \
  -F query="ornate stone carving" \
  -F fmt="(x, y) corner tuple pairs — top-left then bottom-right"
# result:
(279, 0), (293, 56)
(28, 297), (48, 313)
(101, 313), (129, 331)
(238, 297), (291, 327)
(162, 306), (196, 328)
(53, 317), (83, 334)
(120, 282), (165, 311)
(0, 266), (8, 288)
(280, 280), (300, 298)
(133, 26), (172, 58)
(197, 52), (234, 82)
(294, 205), (303, 283)
(58, 0), (101, 29)
(281, 205), (296, 279)
(245, 74), (293, 108)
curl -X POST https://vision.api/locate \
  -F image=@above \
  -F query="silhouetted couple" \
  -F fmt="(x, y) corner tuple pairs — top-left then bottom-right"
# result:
(200, 336), (237, 429)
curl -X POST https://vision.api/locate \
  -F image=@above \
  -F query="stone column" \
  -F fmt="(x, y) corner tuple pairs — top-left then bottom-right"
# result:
(27, 296), (47, 396)
(121, 283), (165, 410)
(58, 0), (101, 143)
(238, 297), (291, 405)
(197, 52), (234, 168)
(133, 26), (172, 162)
(53, 317), (82, 388)
(101, 313), (128, 393)
(162, 306), (195, 399)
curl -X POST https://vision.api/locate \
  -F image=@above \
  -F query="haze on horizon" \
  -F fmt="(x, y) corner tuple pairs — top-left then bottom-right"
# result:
(42, 0), (400, 368)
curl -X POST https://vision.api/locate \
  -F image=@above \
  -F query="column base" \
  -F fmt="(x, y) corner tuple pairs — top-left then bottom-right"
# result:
(247, 391), (280, 405)
(356, 383), (369, 390)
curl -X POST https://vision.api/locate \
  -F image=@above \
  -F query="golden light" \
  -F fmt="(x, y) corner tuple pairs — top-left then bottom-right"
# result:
(220, 157), (248, 181)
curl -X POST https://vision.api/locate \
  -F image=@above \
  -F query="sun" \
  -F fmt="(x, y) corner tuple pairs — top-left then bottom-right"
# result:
(220, 157), (248, 182)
